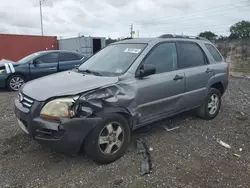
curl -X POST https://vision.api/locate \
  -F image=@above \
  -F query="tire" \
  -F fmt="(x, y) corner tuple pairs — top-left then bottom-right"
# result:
(84, 113), (131, 164)
(197, 88), (222, 120)
(7, 74), (25, 91)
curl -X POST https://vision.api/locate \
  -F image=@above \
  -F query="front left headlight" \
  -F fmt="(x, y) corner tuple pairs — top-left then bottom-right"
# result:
(40, 96), (79, 120)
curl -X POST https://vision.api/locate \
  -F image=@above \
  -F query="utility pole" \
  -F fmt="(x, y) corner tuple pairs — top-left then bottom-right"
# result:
(39, 0), (44, 36)
(130, 24), (133, 38)
(138, 30), (140, 38)
(39, 0), (48, 36)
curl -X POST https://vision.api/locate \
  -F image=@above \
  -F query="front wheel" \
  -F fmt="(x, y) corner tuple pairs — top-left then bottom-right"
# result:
(197, 88), (222, 120)
(7, 75), (25, 91)
(84, 113), (131, 164)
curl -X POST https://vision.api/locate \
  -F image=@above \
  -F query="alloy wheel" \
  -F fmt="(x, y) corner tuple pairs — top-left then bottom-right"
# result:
(208, 94), (219, 115)
(9, 76), (24, 91)
(98, 122), (124, 155)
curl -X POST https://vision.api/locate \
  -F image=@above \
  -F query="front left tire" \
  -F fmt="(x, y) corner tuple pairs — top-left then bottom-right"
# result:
(7, 74), (25, 91)
(84, 113), (131, 164)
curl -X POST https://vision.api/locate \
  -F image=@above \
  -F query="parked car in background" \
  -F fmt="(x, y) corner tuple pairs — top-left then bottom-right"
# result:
(0, 50), (86, 91)
(15, 35), (228, 164)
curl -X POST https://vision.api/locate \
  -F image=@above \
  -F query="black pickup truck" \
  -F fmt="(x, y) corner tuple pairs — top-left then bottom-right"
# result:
(0, 50), (86, 91)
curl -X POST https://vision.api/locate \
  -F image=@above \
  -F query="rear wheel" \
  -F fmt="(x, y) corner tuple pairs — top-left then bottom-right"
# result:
(7, 75), (25, 91)
(197, 88), (222, 120)
(84, 113), (131, 164)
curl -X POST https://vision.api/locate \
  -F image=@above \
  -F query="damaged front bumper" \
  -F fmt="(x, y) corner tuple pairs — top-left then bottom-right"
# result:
(14, 98), (101, 154)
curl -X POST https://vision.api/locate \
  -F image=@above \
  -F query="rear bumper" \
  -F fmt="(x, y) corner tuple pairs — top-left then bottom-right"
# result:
(14, 98), (101, 153)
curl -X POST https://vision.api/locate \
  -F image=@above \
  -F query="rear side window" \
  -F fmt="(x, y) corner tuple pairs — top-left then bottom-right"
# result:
(58, 53), (78, 62)
(177, 42), (207, 69)
(36, 53), (58, 63)
(143, 43), (177, 74)
(205, 44), (223, 62)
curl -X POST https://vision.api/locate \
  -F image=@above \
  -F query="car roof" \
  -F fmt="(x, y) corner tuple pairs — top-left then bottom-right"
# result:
(37, 50), (84, 56)
(113, 37), (212, 46)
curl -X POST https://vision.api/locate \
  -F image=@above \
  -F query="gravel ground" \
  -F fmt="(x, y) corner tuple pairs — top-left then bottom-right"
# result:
(0, 77), (250, 188)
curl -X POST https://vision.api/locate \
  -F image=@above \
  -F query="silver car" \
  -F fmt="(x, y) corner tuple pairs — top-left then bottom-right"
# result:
(14, 35), (229, 164)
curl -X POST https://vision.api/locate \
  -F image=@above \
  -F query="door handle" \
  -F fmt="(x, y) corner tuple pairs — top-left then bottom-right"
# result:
(74, 65), (80, 67)
(173, 75), (184, 81)
(206, 68), (213, 73)
(49, 67), (56, 70)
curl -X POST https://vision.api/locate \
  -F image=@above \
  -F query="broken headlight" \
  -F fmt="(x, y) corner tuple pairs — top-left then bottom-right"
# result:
(40, 96), (79, 120)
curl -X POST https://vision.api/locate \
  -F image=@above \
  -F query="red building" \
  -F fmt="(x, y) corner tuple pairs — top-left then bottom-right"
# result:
(0, 34), (58, 61)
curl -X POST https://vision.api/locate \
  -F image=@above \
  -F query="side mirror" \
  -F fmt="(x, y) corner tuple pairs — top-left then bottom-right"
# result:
(136, 64), (156, 78)
(33, 60), (39, 66)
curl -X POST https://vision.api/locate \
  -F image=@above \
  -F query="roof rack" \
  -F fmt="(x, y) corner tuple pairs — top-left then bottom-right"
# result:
(159, 34), (209, 41)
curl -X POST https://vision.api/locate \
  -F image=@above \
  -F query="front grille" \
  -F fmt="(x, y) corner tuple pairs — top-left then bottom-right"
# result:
(19, 93), (34, 108)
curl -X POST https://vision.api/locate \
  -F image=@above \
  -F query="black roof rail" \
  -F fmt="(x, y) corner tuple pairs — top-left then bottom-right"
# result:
(159, 34), (209, 41)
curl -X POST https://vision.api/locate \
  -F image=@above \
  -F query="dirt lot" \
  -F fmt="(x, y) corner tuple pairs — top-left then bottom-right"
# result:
(0, 77), (250, 188)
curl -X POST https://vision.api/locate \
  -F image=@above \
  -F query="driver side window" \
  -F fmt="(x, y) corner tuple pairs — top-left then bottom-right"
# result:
(35, 53), (58, 64)
(143, 43), (177, 74)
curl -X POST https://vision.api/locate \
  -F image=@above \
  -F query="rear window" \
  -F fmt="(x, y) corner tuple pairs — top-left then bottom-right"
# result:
(205, 44), (223, 62)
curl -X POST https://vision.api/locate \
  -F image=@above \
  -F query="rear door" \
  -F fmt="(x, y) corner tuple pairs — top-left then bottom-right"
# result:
(58, 52), (83, 72)
(135, 42), (185, 124)
(176, 41), (214, 109)
(30, 53), (59, 79)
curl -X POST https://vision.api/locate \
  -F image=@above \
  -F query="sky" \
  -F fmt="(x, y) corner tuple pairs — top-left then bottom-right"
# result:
(0, 0), (250, 39)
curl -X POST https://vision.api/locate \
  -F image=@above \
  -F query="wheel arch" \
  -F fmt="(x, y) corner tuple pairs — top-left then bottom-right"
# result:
(6, 73), (27, 83)
(210, 82), (225, 95)
(94, 107), (134, 129)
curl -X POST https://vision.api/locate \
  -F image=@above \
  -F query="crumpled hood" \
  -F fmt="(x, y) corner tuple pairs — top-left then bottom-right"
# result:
(21, 71), (119, 101)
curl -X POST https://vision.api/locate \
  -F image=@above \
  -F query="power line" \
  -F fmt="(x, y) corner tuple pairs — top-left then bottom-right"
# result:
(132, 0), (249, 25)
(135, 4), (250, 27)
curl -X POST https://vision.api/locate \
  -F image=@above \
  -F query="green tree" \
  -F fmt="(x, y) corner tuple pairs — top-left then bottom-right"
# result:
(198, 31), (217, 40)
(106, 37), (118, 45)
(229, 20), (250, 38)
(217, 35), (228, 40)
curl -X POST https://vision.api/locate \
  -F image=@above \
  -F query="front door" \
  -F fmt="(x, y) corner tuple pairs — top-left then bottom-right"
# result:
(30, 53), (59, 79)
(135, 42), (185, 124)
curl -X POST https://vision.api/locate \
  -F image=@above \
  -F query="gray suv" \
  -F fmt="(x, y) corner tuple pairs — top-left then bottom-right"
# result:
(14, 35), (229, 164)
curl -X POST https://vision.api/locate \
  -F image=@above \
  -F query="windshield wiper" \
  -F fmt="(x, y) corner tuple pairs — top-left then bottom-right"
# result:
(78, 69), (102, 76)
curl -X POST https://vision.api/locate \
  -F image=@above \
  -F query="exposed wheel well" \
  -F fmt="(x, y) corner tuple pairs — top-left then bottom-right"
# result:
(211, 82), (224, 95)
(117, 112), (133, 129)
(94, 109), (134, 129)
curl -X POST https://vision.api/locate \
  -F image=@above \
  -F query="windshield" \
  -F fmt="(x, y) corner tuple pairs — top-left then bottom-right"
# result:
(78, 43), (147, 76)
(18, 52), (40, 64)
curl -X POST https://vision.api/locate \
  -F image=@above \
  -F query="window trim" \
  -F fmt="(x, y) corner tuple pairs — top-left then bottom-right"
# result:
(34, 53), (59, 64)
(204, 43), (223, 62)
(58, 52), (79, 62)
(135, 41), (178, 76)
(176, 41), (209, 70)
